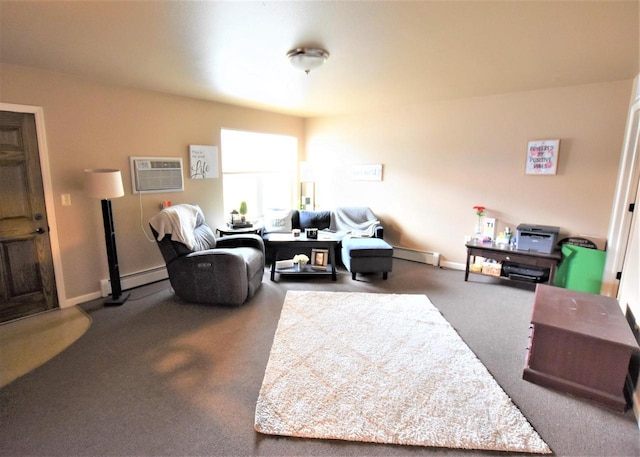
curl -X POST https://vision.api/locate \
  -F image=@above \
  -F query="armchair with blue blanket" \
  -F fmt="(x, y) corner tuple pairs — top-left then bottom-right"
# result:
(149, 204), (264, 306)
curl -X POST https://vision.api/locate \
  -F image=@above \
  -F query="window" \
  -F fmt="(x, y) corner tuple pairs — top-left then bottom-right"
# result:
(221, 129), (297, 220)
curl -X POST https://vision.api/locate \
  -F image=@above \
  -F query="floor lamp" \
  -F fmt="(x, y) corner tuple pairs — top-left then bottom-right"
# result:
(84, 168), (130, 306)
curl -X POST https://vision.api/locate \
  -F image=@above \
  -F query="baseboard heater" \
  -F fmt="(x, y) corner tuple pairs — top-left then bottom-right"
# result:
(102, 248), (441, 296)
(392, 246), (441, 267)
(100, 266), (168, 297)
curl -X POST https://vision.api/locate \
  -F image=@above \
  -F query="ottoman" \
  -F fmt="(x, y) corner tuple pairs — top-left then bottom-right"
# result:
(341, 237), (393, 280)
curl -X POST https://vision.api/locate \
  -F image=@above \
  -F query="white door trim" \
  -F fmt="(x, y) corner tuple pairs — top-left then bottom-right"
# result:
(602, 76), (640, 298)
(1, 103), (68, 308)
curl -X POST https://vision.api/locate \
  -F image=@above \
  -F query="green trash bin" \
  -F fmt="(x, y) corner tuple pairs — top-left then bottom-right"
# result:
(553, 244), (606, 294)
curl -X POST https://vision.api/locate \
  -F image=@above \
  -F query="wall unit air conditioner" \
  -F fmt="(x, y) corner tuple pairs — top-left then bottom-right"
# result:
(130, 156), (184, 194)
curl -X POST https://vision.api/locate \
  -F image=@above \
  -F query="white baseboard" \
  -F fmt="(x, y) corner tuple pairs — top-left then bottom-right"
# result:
(94, 255), (466, 300)
(392, 247), (441, 267)
(390, 246), (467, 271)
(100, 266), (168, 297)
(441, 260), (465, 271)
(64, 291), (102, 308)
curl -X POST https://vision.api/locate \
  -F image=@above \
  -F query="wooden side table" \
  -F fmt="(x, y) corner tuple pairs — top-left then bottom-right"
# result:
(465, 240), (561, 285)
(523, 284), (639, 411)
(216, 224), (261, 237)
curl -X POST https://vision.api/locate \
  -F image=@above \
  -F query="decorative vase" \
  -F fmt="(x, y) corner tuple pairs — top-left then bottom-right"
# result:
(474, 217), (483, 241)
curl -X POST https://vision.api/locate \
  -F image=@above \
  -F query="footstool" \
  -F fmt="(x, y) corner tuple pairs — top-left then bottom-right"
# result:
(341, 237), (393, 280)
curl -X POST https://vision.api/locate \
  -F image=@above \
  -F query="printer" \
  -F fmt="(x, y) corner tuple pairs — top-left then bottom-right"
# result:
(516, 224), (560, 254)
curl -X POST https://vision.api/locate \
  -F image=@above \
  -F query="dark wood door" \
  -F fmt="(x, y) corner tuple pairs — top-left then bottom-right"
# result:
(0, 111), (58, 322)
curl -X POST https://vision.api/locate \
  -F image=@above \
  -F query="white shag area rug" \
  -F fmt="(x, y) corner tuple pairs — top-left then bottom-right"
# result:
(255, 291), (551, 454)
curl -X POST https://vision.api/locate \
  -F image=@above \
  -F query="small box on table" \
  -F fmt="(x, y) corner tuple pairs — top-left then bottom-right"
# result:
(481, 262), (502, 277)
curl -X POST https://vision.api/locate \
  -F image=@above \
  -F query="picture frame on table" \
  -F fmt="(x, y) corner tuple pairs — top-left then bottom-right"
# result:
(311, 249), (329, 270)
(483, 217), (496, 241)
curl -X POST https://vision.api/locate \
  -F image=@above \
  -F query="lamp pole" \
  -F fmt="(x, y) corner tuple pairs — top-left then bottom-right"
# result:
(84, 168), (129, 306)
(101, 198), (129, 305)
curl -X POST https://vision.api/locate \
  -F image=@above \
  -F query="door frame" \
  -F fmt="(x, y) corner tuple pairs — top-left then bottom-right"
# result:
(602, 75), (640, 299)
(1, 102), (68, 308)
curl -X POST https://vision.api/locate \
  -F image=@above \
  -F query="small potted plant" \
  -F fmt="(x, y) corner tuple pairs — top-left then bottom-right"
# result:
(239, 201), (248, 222)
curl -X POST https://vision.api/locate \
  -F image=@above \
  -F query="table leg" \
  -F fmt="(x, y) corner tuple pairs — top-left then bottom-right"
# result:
(329, 246), (337, 281)
(548, 264), (556, 285)
(270, 247), (277, 281)
(464, 249), (471, 281)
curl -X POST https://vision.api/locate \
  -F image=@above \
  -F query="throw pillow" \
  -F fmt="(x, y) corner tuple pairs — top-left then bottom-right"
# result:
(264, 209), (293, 233)
(192, 224), (216, 251)
(299, 210), (331, 230)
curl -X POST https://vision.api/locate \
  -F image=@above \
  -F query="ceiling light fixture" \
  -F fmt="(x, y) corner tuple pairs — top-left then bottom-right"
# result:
(287, 47), (329, 74)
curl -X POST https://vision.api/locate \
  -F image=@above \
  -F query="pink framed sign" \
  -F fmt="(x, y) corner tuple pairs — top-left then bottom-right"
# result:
(526, 140), (559, 175)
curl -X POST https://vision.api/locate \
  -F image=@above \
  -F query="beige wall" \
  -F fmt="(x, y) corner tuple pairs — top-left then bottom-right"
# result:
(1, 63), (633, 303)
(1, 64), (304, 302)
(305, 80), (633, 266)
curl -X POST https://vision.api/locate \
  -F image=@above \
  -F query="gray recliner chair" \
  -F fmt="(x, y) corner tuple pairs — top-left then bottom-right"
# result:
(149, 204), (264, 306)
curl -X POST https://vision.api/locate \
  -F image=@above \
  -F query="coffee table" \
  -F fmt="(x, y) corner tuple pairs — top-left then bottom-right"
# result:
(267, 232), (343, 281)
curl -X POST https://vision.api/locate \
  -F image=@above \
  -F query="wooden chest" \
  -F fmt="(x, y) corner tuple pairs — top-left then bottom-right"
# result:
(524, 284), (639, 411)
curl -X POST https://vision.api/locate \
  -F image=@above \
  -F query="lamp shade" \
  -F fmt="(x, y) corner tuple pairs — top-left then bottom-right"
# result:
(300, 161), (315, 183)
(84, 169), (125, 199)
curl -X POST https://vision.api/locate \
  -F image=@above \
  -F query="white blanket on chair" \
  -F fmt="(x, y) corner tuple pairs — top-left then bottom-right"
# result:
(329, 206), (380, 238)
(149, 204), (200, 250)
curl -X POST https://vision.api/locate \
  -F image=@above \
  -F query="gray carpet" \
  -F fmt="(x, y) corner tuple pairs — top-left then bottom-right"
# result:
(1, 260), (638, 456)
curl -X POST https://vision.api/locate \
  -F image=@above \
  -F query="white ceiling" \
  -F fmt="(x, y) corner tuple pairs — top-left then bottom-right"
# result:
(1, 1), (638, 118)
